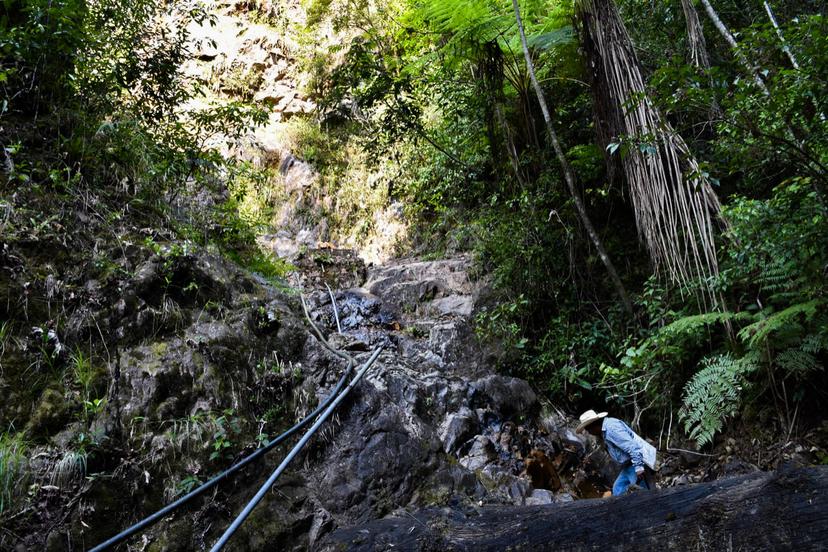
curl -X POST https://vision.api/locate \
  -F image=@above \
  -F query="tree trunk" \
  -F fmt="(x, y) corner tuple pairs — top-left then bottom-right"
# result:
(763, 1), (800, 69)
(321, 466), (828, 551)
(480, 41), (505, 180)
(495, 102), (525, 187)
(481, 40), (525, 187)
(510, 0), (633, 314)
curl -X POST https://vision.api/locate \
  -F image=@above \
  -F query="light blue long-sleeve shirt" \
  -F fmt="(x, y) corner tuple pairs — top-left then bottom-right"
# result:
(602, 417), (645, 470)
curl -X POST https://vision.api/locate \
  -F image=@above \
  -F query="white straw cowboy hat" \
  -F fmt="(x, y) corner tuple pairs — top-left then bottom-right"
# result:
(576, 410), (608, 433)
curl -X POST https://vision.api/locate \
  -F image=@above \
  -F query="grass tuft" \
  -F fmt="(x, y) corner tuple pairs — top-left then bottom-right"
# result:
(0, 432), (29, 514)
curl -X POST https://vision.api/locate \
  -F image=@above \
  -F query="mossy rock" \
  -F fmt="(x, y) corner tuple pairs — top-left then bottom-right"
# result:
(145, 517), (195, 552)
(26, 387), (75, 438)
(0, 350), (33, 427)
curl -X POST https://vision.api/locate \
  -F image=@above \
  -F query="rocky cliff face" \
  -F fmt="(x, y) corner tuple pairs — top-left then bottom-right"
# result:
(116, 251), (599, 550)
(3, 3), (588, 547)
(2, 187), (818, 549)
(0, 186), (606, 548)
(180, 0), (409, 266)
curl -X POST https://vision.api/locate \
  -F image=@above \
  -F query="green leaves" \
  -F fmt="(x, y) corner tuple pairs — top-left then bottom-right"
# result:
(617, 310), (749, 377)
(209, 409), (242, 462)
(737, 300), (823, 349)
(679, 353), (758, 448)
(0, 432), (29, 514)
(474, 293), (530, 358)
(420, 0), (574, 55)
(528, 26), (575, 50)
(296, 0), (826, 440)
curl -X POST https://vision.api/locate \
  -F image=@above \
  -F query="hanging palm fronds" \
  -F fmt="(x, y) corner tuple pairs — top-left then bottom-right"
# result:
(578, 0), (723, 299)
(680, 0), (710, 70)
(679, 0), (722, 122)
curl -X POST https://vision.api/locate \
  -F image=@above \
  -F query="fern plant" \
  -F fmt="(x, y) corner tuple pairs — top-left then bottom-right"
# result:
(677, 309), (826, 447)
(775, 330), (827, 378)
(679, 353), (759, 447)
(421, 0), (573, 52)
(776, 348), (822, 376)
(679, 316), (826, 447)
(615, 309), (750, 380)
(737, 299), (823, 349)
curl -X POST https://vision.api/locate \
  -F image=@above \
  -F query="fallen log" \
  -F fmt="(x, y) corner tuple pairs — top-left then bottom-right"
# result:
(319, 465), (828, 551)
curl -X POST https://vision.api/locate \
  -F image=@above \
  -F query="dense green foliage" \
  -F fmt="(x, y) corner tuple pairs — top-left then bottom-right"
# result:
(302, 0), (828, 445)
(0, 0), (284, 274)
(2, 0), (826, 457)
(0, 0), (289, 515)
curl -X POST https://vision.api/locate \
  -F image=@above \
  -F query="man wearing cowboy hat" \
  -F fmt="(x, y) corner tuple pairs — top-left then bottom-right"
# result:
(576, 410), (657, 496)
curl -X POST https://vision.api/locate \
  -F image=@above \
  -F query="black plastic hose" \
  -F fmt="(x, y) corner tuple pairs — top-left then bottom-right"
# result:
(90, 358), (355, 551)
(209, 345), (383, 551)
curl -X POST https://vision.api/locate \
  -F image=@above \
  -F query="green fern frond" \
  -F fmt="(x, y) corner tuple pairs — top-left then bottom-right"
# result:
(737, 299), (823, 348)
(775, 328), (827, 376)
(657, 311), (748, 340)
(755, 261), (793, 291)
(679, 353), (758, 447)
(776, 348), (822, 375)
(660, 312), (725, 336)
(752, 255), (809, 303)
(527, 26), (574, 50)
(800, 330), (828, 355)
(420, 0), (574, 52)
(422, 0), (510, 43)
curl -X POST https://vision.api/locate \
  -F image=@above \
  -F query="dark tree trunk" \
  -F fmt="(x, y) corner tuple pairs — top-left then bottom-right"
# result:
(480, 40), (524, 188)
(480, 41), (504, 181)
(578, 4), (623, 186)
(320, 466), (828, 551)
(512, 0), (633, 314)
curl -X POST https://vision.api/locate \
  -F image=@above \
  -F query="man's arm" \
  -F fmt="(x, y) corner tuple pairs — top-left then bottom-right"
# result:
(605, 420), (645, 476)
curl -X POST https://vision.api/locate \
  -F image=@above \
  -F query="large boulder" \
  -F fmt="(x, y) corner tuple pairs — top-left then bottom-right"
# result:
(309, 383), (442, 524)
(469, 375), (539, 420)
(459, 436), (497, 471)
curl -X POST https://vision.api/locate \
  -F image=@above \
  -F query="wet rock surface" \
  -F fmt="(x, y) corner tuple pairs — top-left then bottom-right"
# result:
(233, 254), (614, 547)
(81, 251), (576, 550)
(5, 167), (822, 552)
(1, 228), (602, 551)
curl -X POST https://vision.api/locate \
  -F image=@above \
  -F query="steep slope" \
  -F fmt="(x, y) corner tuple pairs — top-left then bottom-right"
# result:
(4, 2), (827, 551)
(0, 218), (592, 549)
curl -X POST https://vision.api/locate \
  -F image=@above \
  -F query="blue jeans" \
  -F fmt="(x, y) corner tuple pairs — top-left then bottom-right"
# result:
(612, 465), (649, 496)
